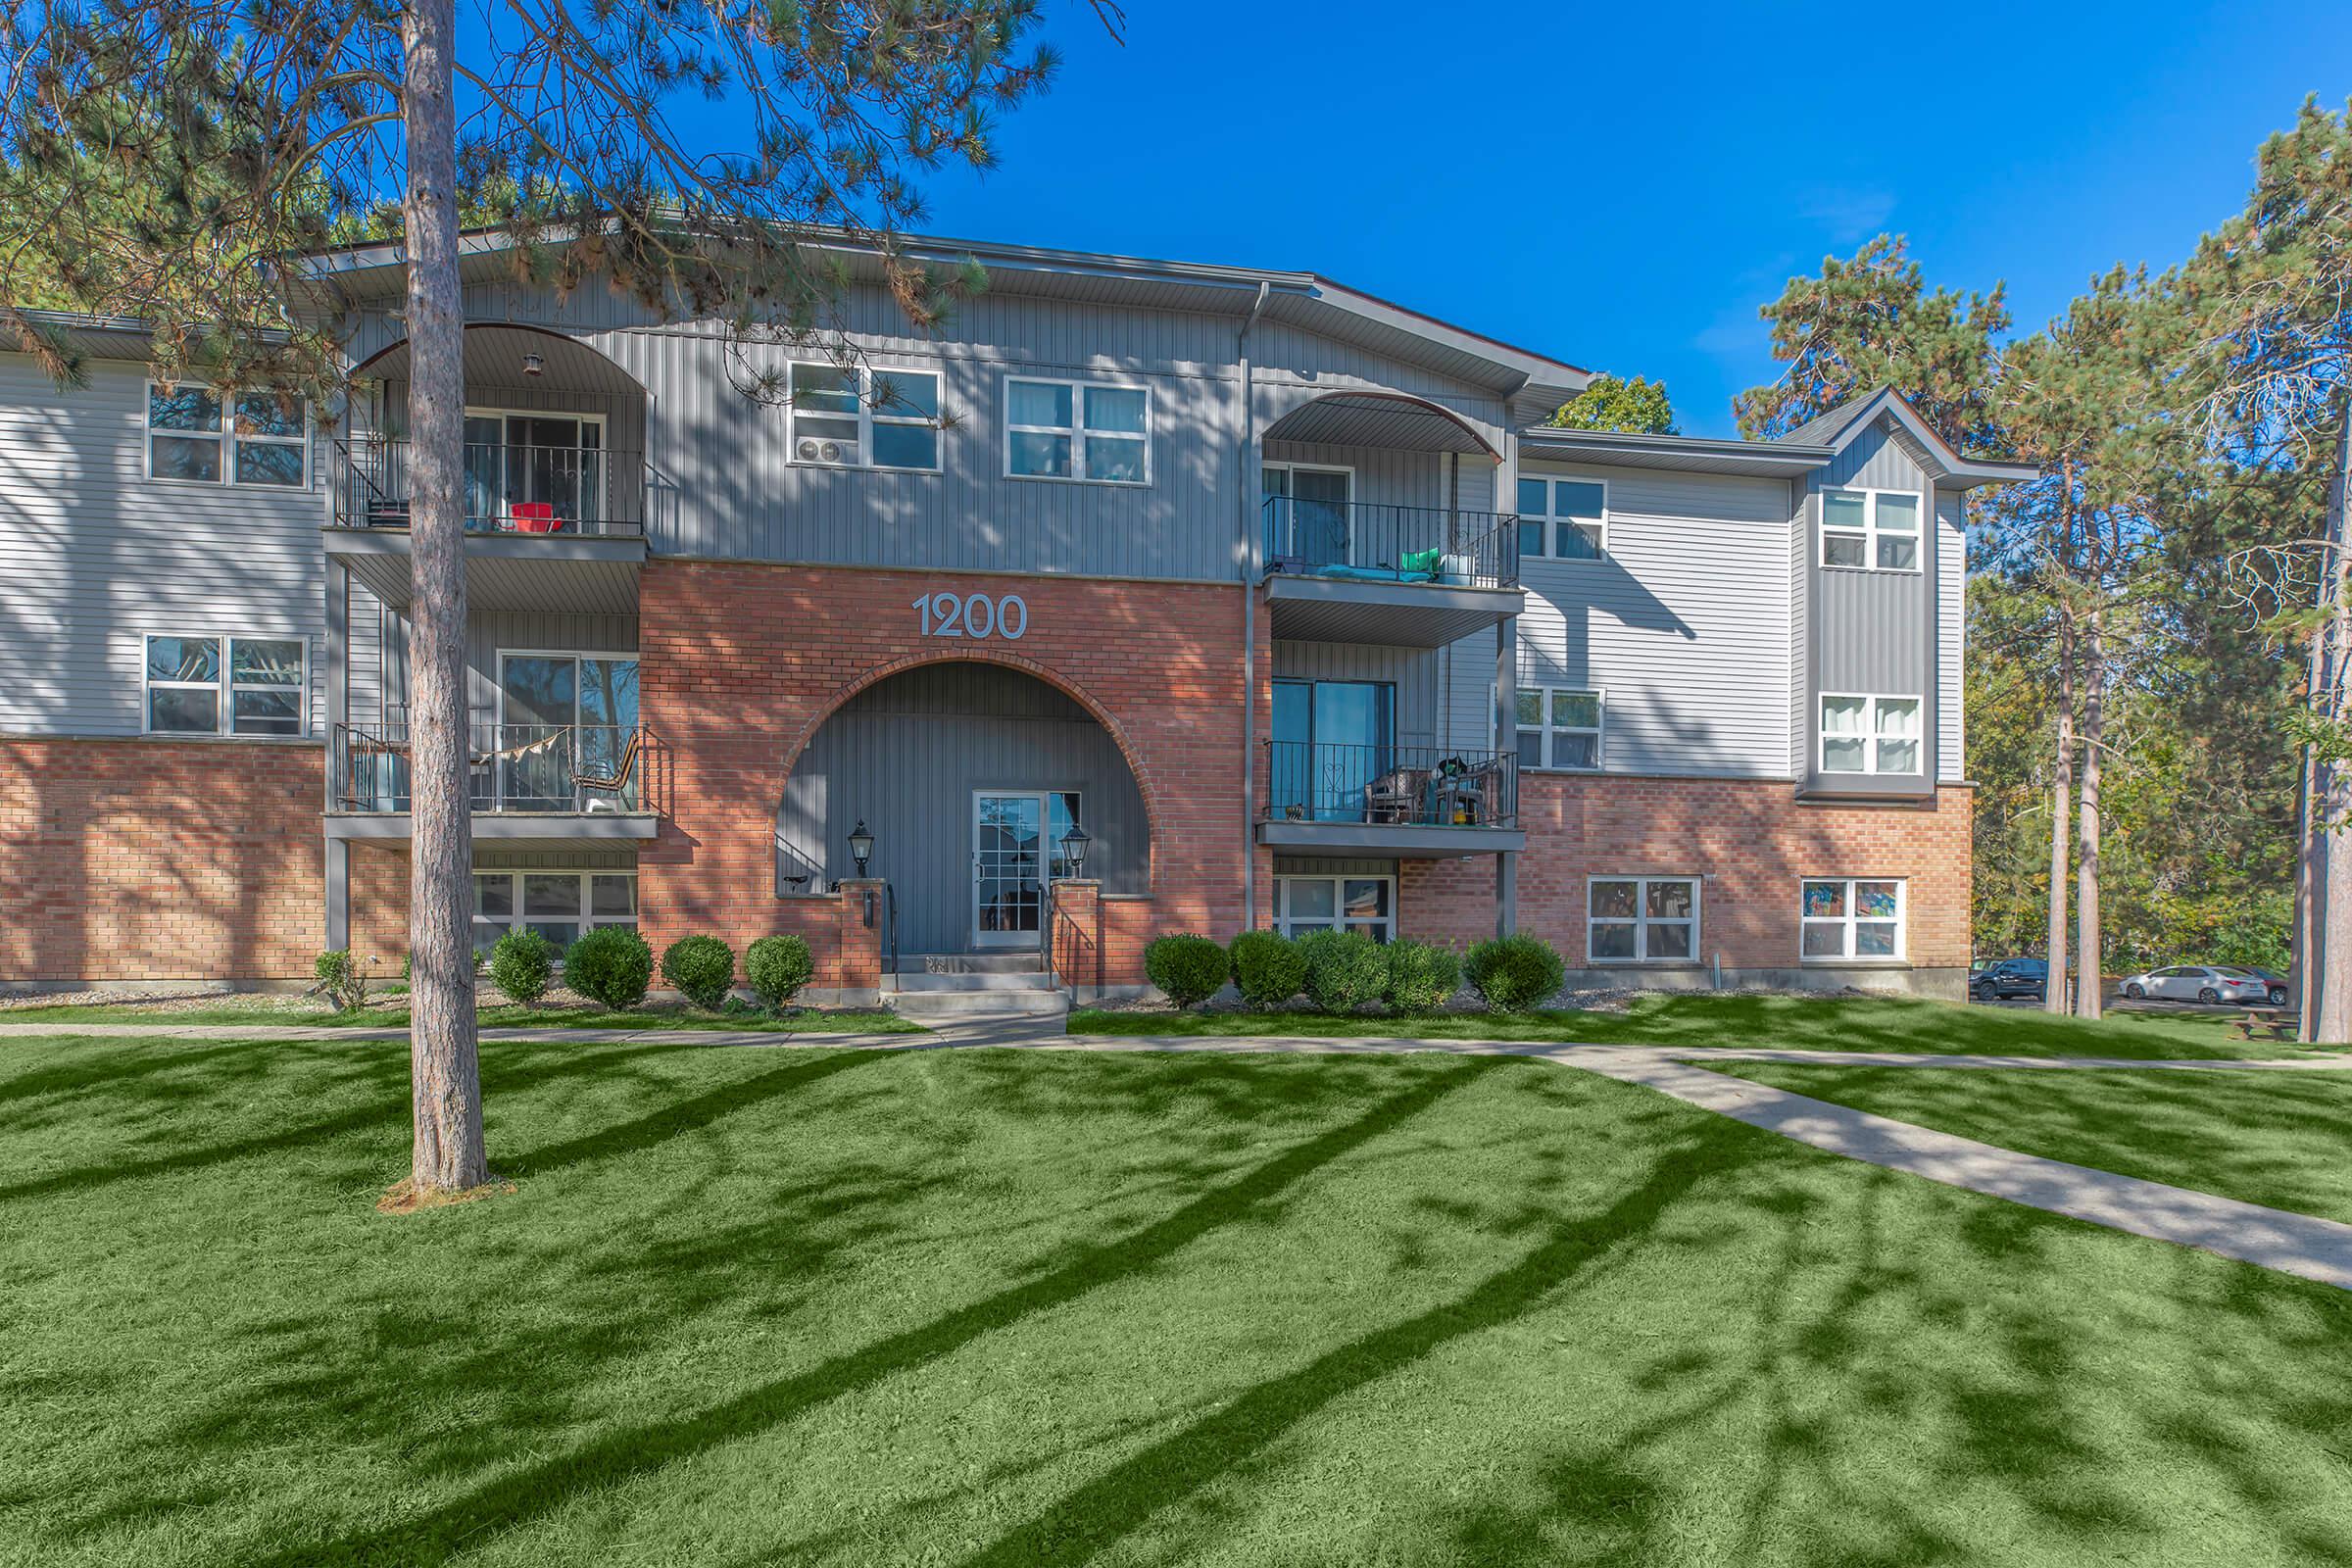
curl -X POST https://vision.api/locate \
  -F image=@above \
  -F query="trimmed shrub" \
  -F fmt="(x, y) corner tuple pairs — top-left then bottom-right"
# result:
(1145, 933), (1228, 1007)
(662, 935), (737, 1010)
(1464, 934), (1566, 1012)
(564, 926), (654, 1011)
(489, 929), (555, 1007)
(746, 934), (816, 1010)
(1383, 939), (1462, 1015)
(313, 949), (371, 1012)
(1228, 929), (1309, 1009)
(1297, 928), (1389, 1013)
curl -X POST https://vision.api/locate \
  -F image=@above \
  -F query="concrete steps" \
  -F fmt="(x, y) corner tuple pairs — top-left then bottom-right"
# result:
(885, 956), (1066, 1022)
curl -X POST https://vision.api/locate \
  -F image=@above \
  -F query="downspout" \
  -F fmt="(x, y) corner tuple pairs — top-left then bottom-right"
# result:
(1239, 281), (1270, 932)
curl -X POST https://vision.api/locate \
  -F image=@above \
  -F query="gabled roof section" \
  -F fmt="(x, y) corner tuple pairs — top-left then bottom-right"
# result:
(1773, 385), (2037, 489)
(284, 225), (1591, 399)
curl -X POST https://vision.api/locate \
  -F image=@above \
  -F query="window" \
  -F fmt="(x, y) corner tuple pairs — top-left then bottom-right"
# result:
(1819, 487), (1921, 571)
(1271, 678), (1396, 821)
(1515, 476), (1606, 561)
(788, 364), (941, 470)
(1801, 878), (1905, 960)
(1819, 694), (1921, 775)
(143, 634), (305, 736)
(1005, 376), (1150, 484)
(1588, 876), (1698, 962)
(147, 383), (309, 488)
(1273, 875), (1395, 943)
(471, 870), (637, 957)
(1515, 686), (1602, 771)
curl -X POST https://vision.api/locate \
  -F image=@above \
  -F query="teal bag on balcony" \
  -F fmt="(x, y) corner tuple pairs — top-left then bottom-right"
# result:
(1400, 547), (1443, 574)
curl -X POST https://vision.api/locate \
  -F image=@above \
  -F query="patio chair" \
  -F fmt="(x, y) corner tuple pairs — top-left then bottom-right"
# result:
(571, 729), (642, 811)
(510, 502), (562, 533)
(1364, 765), (1427, 825)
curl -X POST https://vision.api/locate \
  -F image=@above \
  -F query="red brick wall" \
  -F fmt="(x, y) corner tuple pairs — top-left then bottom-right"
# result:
(1401, 773), (1973, 976)
(0, 737), (324, 982)
(635, 562), (1252, 986)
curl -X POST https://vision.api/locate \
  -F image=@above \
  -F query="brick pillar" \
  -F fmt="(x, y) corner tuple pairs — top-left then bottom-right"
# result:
(1051, 879), (1101, 1000)
(835, 879), (885, 1002)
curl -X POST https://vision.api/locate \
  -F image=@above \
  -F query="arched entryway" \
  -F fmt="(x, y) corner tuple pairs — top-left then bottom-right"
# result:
(775, 661), (1152, 957)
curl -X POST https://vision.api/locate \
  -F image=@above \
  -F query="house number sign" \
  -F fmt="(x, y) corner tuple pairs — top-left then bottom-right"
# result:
(913, 590), (1029, 640)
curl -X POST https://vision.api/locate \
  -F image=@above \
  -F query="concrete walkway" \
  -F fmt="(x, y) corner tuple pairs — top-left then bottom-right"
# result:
(12, 1018), (2352, 1289)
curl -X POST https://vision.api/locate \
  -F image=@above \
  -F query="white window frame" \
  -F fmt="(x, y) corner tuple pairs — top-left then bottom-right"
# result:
(471, 869), (639, 957)
(1818, 692), (1923, 776)
(1515, 474), (1608, 561)
(1271, 874), (1396, 943)
(1585, 875), (1701, 964)
(784, 362), (942, 472)
(1262, 461), (1358, 564)
(1003, 374), (1153, 486)
(144, 380), (312, 490)
(1799, 877), (1908, 962)
(1516, 684), (1604, 772)
(1818, 486), (1923, 573)
(494, 648), (641, 730)
(141, 633), (308, 738)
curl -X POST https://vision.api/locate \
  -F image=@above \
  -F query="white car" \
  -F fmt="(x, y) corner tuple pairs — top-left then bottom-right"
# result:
(2118, 965), (2271, 1005)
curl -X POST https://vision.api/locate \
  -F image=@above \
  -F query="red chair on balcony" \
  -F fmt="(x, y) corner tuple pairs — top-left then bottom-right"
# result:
(510, 502), (561, 534)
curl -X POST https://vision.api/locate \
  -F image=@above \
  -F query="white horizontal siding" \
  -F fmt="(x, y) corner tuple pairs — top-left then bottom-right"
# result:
(1513, 464), (1794, 778)
(0, 355), (325, 736)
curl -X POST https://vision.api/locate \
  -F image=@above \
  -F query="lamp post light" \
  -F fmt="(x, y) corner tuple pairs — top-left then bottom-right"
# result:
(1056, 821), (1092, 878)
(848, 820), (874, 878)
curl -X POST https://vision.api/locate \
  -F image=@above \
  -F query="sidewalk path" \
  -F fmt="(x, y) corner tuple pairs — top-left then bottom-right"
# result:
(11, 1019), (2352, 1289)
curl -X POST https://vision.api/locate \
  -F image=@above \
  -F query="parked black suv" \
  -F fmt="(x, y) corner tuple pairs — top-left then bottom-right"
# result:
(1971, 958), (2048, 1002)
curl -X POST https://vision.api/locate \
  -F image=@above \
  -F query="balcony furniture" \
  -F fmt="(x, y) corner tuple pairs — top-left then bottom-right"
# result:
(1365, 765), (1431, 825)
(572, 728), (642, 811)
(1259, 498), (1520, 591)
(511, 502), (561, 534)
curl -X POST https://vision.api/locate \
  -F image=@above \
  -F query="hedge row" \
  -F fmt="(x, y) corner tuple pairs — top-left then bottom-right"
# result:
(1143, 929), (1564, 1015)
(451, 929), (818, 1013)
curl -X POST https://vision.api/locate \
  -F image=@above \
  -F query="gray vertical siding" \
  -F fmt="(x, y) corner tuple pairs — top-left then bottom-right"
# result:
(1272, 640), (1441, 748)
(776, 661), (1149, 955)
(0, 355), (327, 736)
(1807, 420), (1938, 784)
(1512, 462), (1793, 778)
(377, 610), (639, 723)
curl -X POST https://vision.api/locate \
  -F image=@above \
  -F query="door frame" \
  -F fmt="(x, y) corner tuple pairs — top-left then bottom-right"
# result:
(971, 789), (1050, 950)
(1261, 462), (1356, 564)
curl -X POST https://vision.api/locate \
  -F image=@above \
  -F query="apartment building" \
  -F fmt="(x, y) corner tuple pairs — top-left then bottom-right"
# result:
(0, 232), (2029, 999)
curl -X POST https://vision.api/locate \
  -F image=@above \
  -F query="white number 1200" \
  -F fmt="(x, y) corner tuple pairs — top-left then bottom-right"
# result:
(915, 591), (1028, 640)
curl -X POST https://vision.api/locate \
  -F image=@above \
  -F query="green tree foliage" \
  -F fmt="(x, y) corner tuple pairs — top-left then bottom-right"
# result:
(1734, 234), (2011, 451)
(1549, 372), (1676, 434)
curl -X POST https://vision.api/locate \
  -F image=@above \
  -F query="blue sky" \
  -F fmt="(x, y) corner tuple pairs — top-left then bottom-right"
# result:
(894, 0), (2352, 437)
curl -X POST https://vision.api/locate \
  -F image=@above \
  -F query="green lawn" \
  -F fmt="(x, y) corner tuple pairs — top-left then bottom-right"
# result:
(1716, 1061), (2352, 1226)
(0, 1002), (922, 1033)
(7, 1037), (2352, 1564)
(1069, 992), (2320, 1060)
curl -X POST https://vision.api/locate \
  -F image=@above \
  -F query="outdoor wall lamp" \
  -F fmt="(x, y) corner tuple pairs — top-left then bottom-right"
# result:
(849, 820), (874, 878)
(1057, 821), (1092, 877)
(520, 352), (545, 377)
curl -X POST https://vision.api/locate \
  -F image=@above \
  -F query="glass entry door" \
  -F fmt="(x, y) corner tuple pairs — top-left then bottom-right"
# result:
(973, 792), (1047, 948)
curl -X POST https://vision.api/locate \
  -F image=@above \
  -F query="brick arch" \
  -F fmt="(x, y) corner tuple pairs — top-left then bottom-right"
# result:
(775, 647), (1164, 889)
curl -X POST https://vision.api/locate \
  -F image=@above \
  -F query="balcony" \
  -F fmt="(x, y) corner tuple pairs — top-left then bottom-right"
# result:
(325, 721), (666, 847)
(1257, 740), (1526, 856)
(324, 440), (650, 615)
(1259, 499), (1523, 647)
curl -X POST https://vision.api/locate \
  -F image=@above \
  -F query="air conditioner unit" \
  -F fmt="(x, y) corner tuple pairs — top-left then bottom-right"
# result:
(797, 438), (847, 464)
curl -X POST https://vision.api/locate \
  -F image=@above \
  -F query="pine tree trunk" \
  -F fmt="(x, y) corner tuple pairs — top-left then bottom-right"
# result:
(401, 0), (486, 1193)
(2075, 609), (2104, 1020)
(2045, 618), (2074, 1014)
(2318, 407), (2352, 1046)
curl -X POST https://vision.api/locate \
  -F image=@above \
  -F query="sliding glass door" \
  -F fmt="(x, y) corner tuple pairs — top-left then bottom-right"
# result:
(1263, 465), (1352, 567)
(1271, 679), (1395, 822)
(496, 653), (640, 810)
(464, 412), (605, 529)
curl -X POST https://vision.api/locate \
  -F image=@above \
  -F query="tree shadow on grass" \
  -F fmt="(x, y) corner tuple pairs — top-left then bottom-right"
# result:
(230, 1055), (1505, 1567)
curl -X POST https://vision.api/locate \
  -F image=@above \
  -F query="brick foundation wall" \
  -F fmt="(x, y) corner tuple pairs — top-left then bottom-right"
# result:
(0, 737), (324, 983)
(1401, 773), (1973, 981)
(635, 562), (1252, 988)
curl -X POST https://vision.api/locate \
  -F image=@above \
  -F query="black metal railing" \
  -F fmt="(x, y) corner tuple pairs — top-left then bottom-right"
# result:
(1263, 740), (1518, 829)
(336, 440), (649, 536)
(1260, 499), (1519, 589)
(331, 721), (665, 815)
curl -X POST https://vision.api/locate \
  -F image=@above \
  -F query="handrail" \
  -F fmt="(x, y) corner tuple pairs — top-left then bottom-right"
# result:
(1045, 883), (1099, 1004)
(331, 720), (665, 815)
(1262, 739), (1519, 828)
(334, 438), (650, 536)
(1260, 497), (1519, 589)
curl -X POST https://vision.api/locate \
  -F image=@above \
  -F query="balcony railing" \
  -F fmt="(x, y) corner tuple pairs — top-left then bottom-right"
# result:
(335, 440), (648, 536)
(332, 722), (664, 815)
(1261, 499), (1519, 590)
(1263, 741), (1518, 829)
